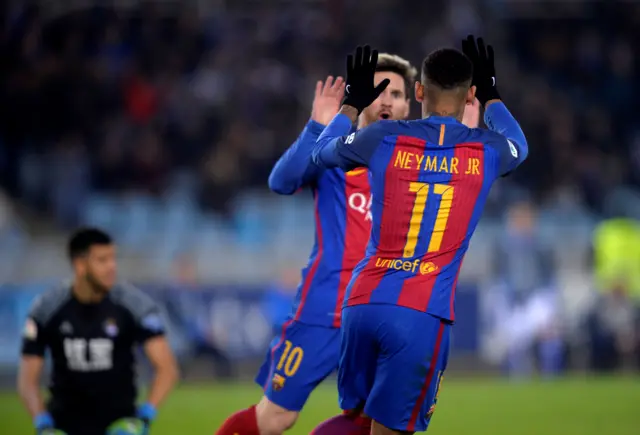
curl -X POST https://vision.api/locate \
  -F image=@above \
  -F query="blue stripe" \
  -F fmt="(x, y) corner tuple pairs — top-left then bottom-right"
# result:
(291, 187), (320, 318)
(294, 169), (348, 325)
(427, 146), (494, 318)
(357, 136), (396, 304)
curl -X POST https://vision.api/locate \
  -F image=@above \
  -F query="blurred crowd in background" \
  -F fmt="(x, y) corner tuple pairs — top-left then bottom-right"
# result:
(1, 0), (638, 221)
(0, 0), (639, 376)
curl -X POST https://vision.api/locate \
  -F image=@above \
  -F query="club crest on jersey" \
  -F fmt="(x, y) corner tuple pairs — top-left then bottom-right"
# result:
(104, 318), (119, 337)
(141, 313), (164, 332)
(271, 373), (286, 391)
(419, 261), (438, 275)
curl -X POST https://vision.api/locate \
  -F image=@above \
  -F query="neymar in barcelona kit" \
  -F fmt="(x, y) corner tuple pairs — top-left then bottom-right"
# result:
(313, 39), (528, 432)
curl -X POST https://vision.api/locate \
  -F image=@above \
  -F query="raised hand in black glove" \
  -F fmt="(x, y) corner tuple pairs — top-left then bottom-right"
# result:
(461, 35), (501, 106)
(342, 45), (390, 115)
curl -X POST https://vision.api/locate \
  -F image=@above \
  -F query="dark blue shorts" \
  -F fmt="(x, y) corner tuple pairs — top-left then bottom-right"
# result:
(338, 304), (450, 432)
(255, 320), (340, 411)
(49, 404), (135, 435)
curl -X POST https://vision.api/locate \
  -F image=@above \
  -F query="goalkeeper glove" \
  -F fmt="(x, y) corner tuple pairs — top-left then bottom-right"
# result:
(461, 35), (501, 106)
(342, 45), (390, 115)
(137, 403), (157, 434)
(34, 412), (54, 434)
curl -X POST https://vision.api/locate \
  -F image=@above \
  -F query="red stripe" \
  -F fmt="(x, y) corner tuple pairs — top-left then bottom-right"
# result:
(334, 170), (372, 322)
(378, 136), (425, 256)
(397, 143), (485, 314)
(407, 321), (446, 431)
(263, 319), (294, 390)
(294, 192), (323, 320)
(334, 179), (362, 327)
(345, 256), (381, 306)
(348, 137), (424, 304)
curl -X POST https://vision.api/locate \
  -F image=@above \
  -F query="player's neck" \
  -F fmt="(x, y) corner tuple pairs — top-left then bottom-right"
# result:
(423, 105), (463, 122)
(72, 280), (105, 304)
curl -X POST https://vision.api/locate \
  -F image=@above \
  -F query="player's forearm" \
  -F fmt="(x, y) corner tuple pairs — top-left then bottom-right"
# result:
(268, 120), (325, 194)
(484, 99), (502, 109)
(146, 362), (179, 408)
(338, 105), (359, 123)
(484, 101), (529, 159)
(17, 356), (46, 418)
(17, 381), (45, 418)
(312, 112), (356, 169)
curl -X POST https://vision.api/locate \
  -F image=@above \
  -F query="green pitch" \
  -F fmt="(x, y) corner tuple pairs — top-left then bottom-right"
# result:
(1, 377), (637, 434)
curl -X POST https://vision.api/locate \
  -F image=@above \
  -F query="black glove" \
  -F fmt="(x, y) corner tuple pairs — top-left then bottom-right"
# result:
(342, 45), (390, 115)
(461, 35), (501, 106)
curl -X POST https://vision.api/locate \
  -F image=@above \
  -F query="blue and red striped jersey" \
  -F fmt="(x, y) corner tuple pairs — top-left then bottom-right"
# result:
(268, 120), (371, 327)
(313, 102), (528, 321)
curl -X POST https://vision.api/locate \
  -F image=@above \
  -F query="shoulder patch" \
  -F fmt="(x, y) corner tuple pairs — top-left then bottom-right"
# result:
(23, 318), (38, 339)
(140, 313), (165, 332)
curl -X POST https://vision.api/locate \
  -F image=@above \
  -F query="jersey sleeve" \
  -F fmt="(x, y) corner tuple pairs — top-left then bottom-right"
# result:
(114, 285), (167, 343)
(21, 295), (49, 357)
(312, 114), (388, 172)
(267, 119), (326, 194)
(483, 102), (528, 176)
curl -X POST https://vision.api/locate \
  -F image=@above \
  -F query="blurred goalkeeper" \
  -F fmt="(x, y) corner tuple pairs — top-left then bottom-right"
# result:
(18, 228), (179, 435)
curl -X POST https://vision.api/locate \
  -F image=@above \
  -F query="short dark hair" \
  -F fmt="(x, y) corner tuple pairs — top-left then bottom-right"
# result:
(67, 227), (112, 260)
(376, 53), (418, 98)
(421, 48), (473, 90)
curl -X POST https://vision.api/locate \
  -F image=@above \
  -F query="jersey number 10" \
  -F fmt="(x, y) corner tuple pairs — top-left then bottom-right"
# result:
(403, 182), (454, 258)
(276, 340), (304, 377)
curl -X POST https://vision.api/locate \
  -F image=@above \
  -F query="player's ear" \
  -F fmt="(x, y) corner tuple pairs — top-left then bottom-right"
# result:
(72, 257), (85, 276)
(466, 86), (476, 105)
(414, 81), (424, 103)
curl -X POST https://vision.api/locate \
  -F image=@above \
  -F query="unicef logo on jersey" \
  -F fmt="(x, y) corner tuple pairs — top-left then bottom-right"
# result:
(348, 193), (372, 221)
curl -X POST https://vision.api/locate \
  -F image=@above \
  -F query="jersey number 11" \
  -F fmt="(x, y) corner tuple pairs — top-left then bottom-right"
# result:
(403, 182), (454, 258)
